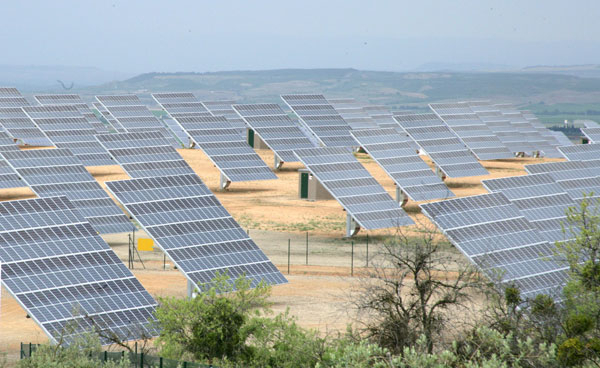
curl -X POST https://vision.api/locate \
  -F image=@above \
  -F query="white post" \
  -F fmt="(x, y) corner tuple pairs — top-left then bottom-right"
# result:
(219, 173), (231, 191)
(345, 214), (360, 238)
(395, 186), (407, 206)
(187, 280), (197, 299)
(274, 155), (283, 170)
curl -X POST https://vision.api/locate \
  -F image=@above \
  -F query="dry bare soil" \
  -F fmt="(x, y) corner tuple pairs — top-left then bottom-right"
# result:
(0, 146), (563, 360)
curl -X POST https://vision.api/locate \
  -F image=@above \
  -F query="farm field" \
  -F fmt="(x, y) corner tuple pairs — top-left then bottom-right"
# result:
(0, 146), (564, 362)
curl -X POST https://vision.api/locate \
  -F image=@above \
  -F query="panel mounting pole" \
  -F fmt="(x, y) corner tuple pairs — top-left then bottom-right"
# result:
(345, 214), (360, 238)
(274, 155), (283, 171)
(435, 166), (446, 181)
(219, 173), (231, 191)
(395, 186), (408, 207)
(187, 280), (195, 299)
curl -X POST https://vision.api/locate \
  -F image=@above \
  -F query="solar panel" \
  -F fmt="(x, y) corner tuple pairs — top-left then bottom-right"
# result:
(294, 147), (414, 235)
(482, 174), (574, 242)
(584, 121), (600, 128)
(22, 106), (114, 166)
(201, 100), (246, 134)
(232, 103), (318, 165)
(105, 174), (287, 291)
(558, 143), (600, 161)
(0, 196), (158, 344)
(328, 98), (378, 130)
(165, 115), (277, 187)
(96, 95), (182, 147)
(0, 96), (30, 108)
(0, 108), (53, 146)
(525, 160), (600, 181)
(350, 128), (454, 202)
(93, 102), (127, 133)
(494, 103), (561, 157)
(430, 102), (514, 160)
(34, 94), (109, 134)
(482, 174), (566, 200)
(0, 87), (22, 97)
(550, 131), (573, 146)
(1, 149), (133, 234)
(152, 93), (214, 145)
(420, 193), (568, 300)
(0, 131), (26, 188)
(393, 113), (488, 178)
(281, 94), (358, 148)
(96, 131), (196, 179)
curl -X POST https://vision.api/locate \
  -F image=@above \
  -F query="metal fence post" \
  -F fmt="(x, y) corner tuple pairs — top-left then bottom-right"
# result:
(305, 231), (309, 265)
(287, 239), (291, 275)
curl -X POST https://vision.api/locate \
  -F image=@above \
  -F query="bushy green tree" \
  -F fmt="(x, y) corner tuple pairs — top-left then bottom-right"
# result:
(154, 273), (271, 363)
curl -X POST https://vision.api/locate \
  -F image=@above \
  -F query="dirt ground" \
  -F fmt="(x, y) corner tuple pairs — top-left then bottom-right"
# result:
(0, 146), (564, 361)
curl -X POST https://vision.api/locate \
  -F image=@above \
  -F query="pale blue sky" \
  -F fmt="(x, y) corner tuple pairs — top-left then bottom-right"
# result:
(2, 1), (599, 73)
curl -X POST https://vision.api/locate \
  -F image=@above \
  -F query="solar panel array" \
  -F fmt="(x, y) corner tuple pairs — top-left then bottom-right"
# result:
(152, 92), (212, 118)
(201, 100), (246, 134)
(328, 98), (378, 130)
(525, 160), (600, 201)
(93, 102), (127, 133)
(232, 103), (318, 163)
(22, 105), (114, 166)
(558, 143), (600, 161)
(96, 131), (196, 179)
(0, 87), (21, 97)
(482, 174), (574, 242)
(430, 102), (514, 160)
(0, 196), (158, 344)
(350, 128), (454, 201)
(0, 107), (53, 146)
(493, 103), (563, 157)
(421, 193), (568, 301)
(166, 115), (277, 184)
(281, 94), (358, 147)
(105, 174), (287, 290)
(34, 94), (109, 134)
(294, 147), (414, 230)
(393, 113), (488, 177)
(96, 95), (181, 147)
(152, 92), (213, 146)
(0, 132), (24, 188)
(1, 149), (133, 234)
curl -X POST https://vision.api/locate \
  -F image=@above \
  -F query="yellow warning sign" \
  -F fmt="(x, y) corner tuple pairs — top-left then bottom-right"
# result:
(138, 238), (154, 251)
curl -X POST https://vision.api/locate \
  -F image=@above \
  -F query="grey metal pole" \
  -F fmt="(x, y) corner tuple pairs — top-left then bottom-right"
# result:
(287, 239), (291, 275)
(305, 231), (308, 265)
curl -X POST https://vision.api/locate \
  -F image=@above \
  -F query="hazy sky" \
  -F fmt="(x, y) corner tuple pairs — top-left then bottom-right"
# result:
(3, 1), (600, 73)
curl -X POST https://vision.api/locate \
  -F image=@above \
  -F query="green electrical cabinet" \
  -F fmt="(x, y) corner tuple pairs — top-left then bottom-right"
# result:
(300, 172), (309, 199)
(248, 129), (255, 147)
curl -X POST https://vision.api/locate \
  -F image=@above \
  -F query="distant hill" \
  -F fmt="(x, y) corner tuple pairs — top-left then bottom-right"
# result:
(522, 64), (600, 79)
(0, 65), (134, 91)
(79, 68), (600, 111)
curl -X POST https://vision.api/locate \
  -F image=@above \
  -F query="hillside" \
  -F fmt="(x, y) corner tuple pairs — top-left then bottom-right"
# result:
(77, 69), (600, 122)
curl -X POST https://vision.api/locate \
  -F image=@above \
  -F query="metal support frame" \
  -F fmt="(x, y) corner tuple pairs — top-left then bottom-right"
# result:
(345, 214), (361, 238)
(435, 165), (446, 181)
(274, 155), (283, 170)
(187, 280), (196, 299)
(219, 173), (231, 191)
(395, 186), (408, 207)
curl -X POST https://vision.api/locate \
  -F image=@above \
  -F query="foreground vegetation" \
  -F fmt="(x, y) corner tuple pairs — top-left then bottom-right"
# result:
(13, 198), (600, 367)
